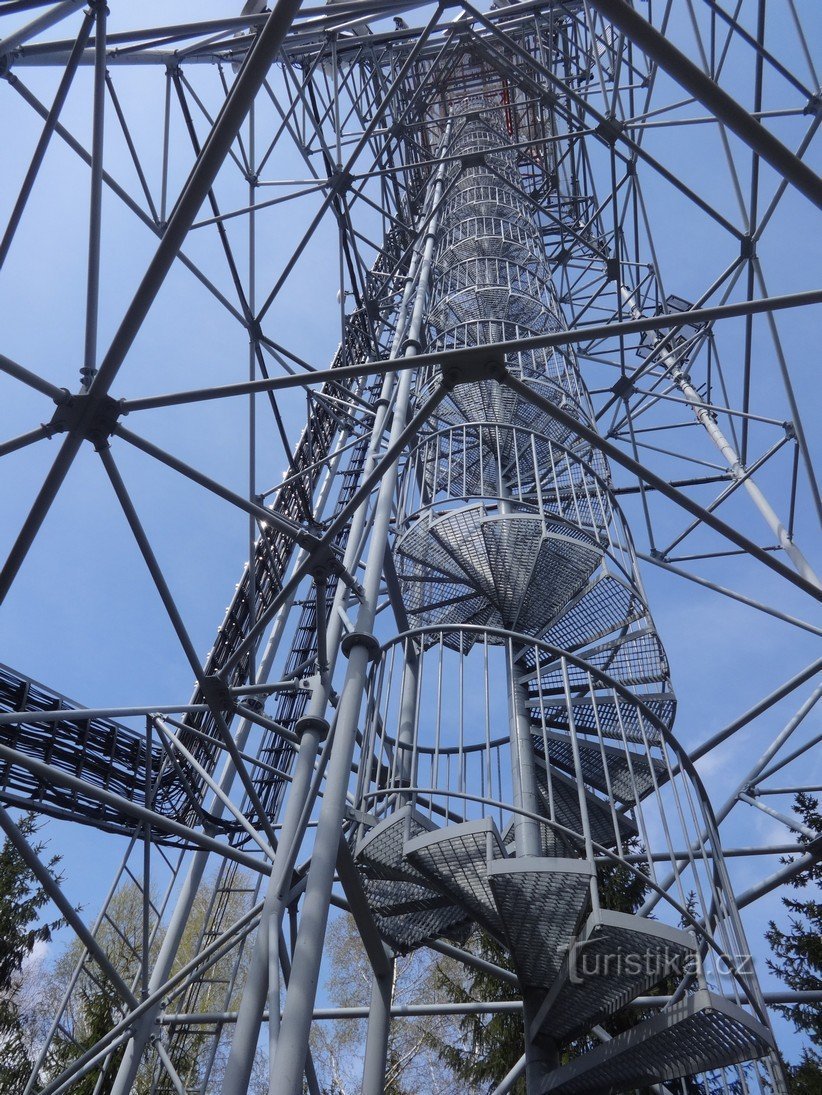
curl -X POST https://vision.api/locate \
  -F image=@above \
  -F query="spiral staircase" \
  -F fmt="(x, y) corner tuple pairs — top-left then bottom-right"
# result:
(350, 111), (774, 1092)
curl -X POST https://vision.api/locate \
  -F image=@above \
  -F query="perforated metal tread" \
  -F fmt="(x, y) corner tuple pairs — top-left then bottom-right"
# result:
(397, 507), (600, 637)
(533, 909), (696, 1042)
(361, 876), (454, 916)
(536, 729), (668, 806)
(369, 895), (471, 954)
(354, 805), (438, 885)
(355, 809), (467, 950)
(405, 817), (507, 939)
(530, 693), (675, 744)
(488, 857), (594, 988)
(539, 989), (774, 1094)
(534, 763), (638, 849)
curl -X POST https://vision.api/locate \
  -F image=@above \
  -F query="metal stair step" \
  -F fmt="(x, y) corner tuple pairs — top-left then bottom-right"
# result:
(535, 763), (637, 850)
(363, 876), (472, 954)
(354, 804), (439, 886)
(362, 876), (457, 916)
(539, 989), (774, 1094)
(533, 909), (696, 1042)
(535, 728), (668, 806)
(530, 693), (675, 744)
(487, 858), (594, 988)
(405, 817), (507, 939)
(369, 897), (471, 954)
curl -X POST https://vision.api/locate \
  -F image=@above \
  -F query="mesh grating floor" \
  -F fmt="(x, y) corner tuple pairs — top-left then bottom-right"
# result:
(370, 898), (470, 953)
(534, 728), (668, 805)
(536, 909), (696, 1042)
(405, 818), (506, 939)
(355, 805), (438, 885)
(540, 990), (774, 1093)
(533, 694), (674, 743)
(488, 858), (593, 988)
(534, 763), (638, 849)
(397, 508), (600, 636)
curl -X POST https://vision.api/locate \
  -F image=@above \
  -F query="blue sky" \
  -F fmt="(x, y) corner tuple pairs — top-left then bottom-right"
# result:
(0, 0), (819, 1069)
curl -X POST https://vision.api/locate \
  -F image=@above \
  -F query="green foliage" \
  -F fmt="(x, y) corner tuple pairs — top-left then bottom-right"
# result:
(309, 913), (461, 1094)
(42, 870), (258, 1093)
(0, 812), (63, 1095)
(596, 841), (650, 916)
(428, 931), (525, 1094)
(765, 793), (822, 1091)
(783, 1049), (822, 1094)
(46, 977), (127, 1095)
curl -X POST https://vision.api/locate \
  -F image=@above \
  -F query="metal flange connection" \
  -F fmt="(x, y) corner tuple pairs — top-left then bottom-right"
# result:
(340, 632), (381, 662)
(294, 715), (330, 741)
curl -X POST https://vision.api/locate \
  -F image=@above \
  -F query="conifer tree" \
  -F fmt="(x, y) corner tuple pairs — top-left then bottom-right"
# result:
(765, 792), (822, 1093)
(0, 812), (63, 1095)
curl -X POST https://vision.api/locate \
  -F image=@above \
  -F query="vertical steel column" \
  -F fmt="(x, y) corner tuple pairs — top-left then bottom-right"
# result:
(395, 644), (421, 791)
(107, 545), (313, 1094)
(507, 650), (544, 858)
(361, 961), (395, 1095)
(220, 715), (325, 1095)
(268, 120), (452, 1095)
(221, 169), (443, 1095)
(80, 0), (106, 390)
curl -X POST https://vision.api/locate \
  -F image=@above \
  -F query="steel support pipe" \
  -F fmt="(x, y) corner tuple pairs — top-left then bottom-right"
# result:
(690, 658), (822, 762)
(361, 963), (394, 1095)
(220, 152), (441, 1095)
(268, 119), (452, 1095)
(617, 282), (820, 591)
(120, 288), (822, 413)
(586, 0), (822, 210)
(0, 0), (85, 59)
(500, 372), (821, 600)
(0, 806), (136, 1008)
(0, 0), (306, 603)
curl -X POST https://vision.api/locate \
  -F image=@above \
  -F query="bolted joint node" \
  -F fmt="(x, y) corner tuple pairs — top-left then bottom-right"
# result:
(740, 235), (757, 260)
(804, 89), (822, 116)
(297, 533), (344, 582)
(329, 167), (352, 194)
(441, 355), (506, 390)
(783, 421), (796, 440)
(594, 115), (623, 146)
(340, 631), (381, 662)
(294, 715), (330, 741)
(201, 674), (232, 710)
(47, 392), (124, 451)
(241, 696), (265, 715)
(610, 373), (634, 399)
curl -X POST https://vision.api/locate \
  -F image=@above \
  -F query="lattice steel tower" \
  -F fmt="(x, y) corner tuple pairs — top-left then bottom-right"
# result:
(0, 2), (820, 1094)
